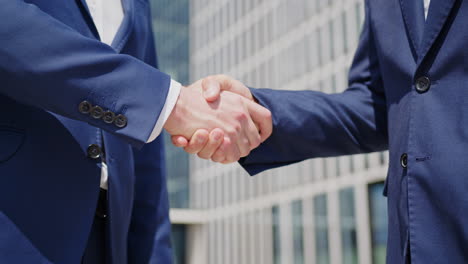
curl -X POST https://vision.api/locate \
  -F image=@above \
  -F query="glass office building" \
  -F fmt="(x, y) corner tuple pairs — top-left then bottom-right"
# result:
(186, 0), (389, 263)
(151, 0), (389, 263)
(149, 0), (190, 263)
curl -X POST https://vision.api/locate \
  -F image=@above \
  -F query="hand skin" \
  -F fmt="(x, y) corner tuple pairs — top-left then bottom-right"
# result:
(171, 75), (273, 163)
(164, 78), (264, 163)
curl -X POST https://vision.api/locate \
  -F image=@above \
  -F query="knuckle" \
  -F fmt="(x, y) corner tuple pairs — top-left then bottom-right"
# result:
(251, 137), (261, 149)
(263, 109), (272, 120)
(234, 111), (248, 122)
(242, 138), (250, 147)
(211, 152), (224, 163)
(223, 140), (232, 150)
(226, 128), (238, 139)
(233, 124), (242, 133)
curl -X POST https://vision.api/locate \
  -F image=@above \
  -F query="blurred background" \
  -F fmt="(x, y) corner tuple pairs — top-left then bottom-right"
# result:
(150, 0), (388, 263)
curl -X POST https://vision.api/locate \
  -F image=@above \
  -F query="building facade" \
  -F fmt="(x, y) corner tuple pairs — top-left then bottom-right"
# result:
(182, 0), (389, 264)
(150, 0), (190, 263)
(151, 0), (389, 263)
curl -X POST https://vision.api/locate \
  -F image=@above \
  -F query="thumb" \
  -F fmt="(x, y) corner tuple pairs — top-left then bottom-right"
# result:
(202, 78), (221, 102)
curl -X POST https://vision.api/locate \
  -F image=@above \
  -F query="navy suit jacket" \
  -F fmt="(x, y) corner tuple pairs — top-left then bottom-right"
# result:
(0, 0), (172, 263)
(242, 0), (468, 263)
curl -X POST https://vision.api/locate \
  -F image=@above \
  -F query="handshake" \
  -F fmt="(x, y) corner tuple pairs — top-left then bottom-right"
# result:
(163, 75), (272, 164)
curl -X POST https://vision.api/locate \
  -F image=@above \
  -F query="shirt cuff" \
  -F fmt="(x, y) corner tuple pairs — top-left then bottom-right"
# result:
(147, 79), (182, 143)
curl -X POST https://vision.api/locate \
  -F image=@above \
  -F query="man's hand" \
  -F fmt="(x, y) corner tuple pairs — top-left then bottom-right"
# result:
(164, 77), (266, 163)
(171, 75), (272, 163)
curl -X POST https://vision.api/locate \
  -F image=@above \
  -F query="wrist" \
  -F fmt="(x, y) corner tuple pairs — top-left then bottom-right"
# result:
(163, 86), (186, 135)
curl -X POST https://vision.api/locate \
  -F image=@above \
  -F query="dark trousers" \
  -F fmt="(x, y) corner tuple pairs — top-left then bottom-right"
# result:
(82, 189), (108, 264)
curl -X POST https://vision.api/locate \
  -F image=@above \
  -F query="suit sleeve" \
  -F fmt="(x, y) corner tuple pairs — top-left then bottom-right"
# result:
(0, 0), (171, 148)
(240, 1), (388, 175)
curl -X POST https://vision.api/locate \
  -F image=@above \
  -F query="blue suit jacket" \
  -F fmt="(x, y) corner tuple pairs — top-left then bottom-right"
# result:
(0, 0), (172, 263)
(241, 0), (468, 262)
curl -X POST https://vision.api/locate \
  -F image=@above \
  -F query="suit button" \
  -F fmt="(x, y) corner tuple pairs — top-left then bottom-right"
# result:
(114, 114), (127, 128)
(90, 106), (104, 119)
(400, 153), (408, 168)
(87, 144), (102, 159)
(102, 111), (116, 124)
(415, 76), (430, 93)
(78, 101), (92, 114)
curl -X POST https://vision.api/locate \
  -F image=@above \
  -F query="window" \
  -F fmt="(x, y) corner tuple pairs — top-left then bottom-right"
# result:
(171, 224), (187, 264)
(150, 0), (190, 209)
(355, 2), (364, 34)
(342, 11), (349, 54)
(329, 20), (335, 60)
(339, 188), (359, 264)
(272, 206), (281, 264)
(316, 28), (323, 66)
(292, 200), (304, 264)
(314, 195), (330, 264)
(369, 183), (388, 264)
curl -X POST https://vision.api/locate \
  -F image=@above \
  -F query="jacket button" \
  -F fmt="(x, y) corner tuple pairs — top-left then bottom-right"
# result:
(415, 76), (430, 93)
(87, 144), (102, 159)
(102, 111), (116, 124)
(78, 101), (92, 114)
(400, 153), (408, 168)
(114, 114), (127, 128)
(90, 106), (104, 119)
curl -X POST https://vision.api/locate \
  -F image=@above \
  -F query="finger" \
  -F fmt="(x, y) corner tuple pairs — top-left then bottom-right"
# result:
(242, 101), (262, 150)
(205, 75), (254, 102)
(235, 128), (251, 158)
(211, 136), (240, 163)
(183, 129), (210, 154)
(202, 78), (221, 102)
(225, 136), (242, 163)
(245, 99), (273, 142)
(211, 137), (230, 163)
(235, 110), (260, 156)
(197, 128), (225, 159)
(171, 136), (189, 148)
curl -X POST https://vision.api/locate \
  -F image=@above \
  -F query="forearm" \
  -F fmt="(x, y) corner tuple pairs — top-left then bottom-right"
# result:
(240, 86), (388, 175)
(0, 0), (170, 147)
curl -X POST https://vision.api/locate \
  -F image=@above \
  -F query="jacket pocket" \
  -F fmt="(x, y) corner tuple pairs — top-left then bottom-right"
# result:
(0, 126), (25, 163)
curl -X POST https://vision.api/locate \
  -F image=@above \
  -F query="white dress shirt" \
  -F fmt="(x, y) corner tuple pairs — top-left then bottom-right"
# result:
(85, 0), (181, 189)
(424, 0), (430, 19)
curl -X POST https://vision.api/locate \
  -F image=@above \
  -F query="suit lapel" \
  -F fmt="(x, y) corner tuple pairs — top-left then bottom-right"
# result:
(76, 0), (135, 52)
(400, 0), (426, 61)
(77, 0), (91, 14)
(76, 0), (101, 40)
(110, 0), (135, 53)
(417, 0), (457, 64)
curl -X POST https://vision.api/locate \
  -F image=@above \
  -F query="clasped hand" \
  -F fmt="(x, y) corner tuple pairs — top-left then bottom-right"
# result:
(163, 75), (272, 164)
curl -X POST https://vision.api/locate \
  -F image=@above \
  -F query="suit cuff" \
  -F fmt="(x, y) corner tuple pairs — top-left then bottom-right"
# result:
(147, 79), (182, 143)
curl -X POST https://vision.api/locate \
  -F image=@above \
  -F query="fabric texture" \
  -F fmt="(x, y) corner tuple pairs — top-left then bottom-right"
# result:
(0, 0), (173, 263)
